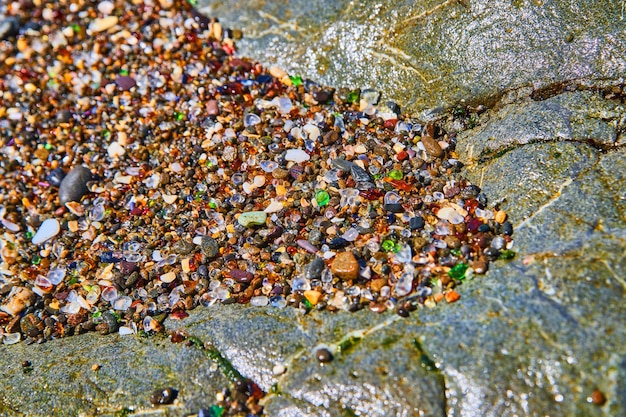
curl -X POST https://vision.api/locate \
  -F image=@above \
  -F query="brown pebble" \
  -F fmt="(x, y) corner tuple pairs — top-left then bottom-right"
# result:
(591, 389), (606, 406)
(495, 210), (507, 224)
(34, 148), (49, 160)
(272, 168), (289, 179)
(315, 347), (333, 363)
(445, 290), (461, 303)
(370, 278), (387, 292)
(369, 302), (387, 313)
(323, 130), (339, 145)
(421, 135), (444, 158)
(471, 260), (488, 274)
(92, 363), (101, 371)
(0, 287), (34, 316)
(444, 235), (461, 249)
(331, 251), (359, 281)
(206, 99), (219, 116)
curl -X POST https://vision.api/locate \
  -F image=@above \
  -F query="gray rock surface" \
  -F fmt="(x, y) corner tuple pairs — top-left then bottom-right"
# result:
(2, 1), (625, 416)
(0, 332), (230, 416)
(198, 0), (626, 113)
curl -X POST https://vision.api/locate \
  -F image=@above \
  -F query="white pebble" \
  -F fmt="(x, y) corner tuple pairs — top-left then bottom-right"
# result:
(98, 1), (115, 15)
(113, 296), (132, 311)
(89, 16), (119, 33)
(1, 217), (20, 232)
(2, 333), (21, 345)
(436, 207), (465, 224)
(32, 218), (60, 245)
(269, 65), (287, 79)
(253, 175), (266, 187)
(107, 141), (125, 159)
(160, 271), (177, 283)
(250, 296), (269, 306)
(302, 123), (321, 140)
(118, 326), (135, 336)
(285, 149), (310, 163)
(162, 194), (177, 205)
(272, 364), (287, 375)
(264, 200), (283, 213)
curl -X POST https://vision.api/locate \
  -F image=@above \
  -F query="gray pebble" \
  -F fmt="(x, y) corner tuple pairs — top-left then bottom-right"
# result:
(171, 239), (194, 255)
(200, 236), (219, 259)
(304, 257), (325, 280)
(331, 158), (353, 171)
(0, 17), (20, 40)
(59, 166), (93, 204)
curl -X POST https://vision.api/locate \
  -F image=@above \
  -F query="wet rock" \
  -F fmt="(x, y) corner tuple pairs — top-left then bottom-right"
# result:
(200, 0), (626, 113)
(457, 91), (626, 162)
(58, 166), (92, 204)
(0, 331), (230, 415)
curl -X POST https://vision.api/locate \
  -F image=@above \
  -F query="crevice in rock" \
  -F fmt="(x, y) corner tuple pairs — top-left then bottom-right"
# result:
(509, 263), (582, 329)
(178, 334), (266, 413)
(263, 314), (405, 409)
(471, 137), (626, 165)
(0, 400), (25, 416)
(412, 338), (448, 417)
(514, 178), (574, 232)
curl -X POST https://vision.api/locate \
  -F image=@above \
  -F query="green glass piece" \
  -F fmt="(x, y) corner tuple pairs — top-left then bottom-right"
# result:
(102, 130), (111, 140)
(448, 263), (468, 280)
(392, 242), (402, 253)
(208, 201), (217, 209)
(92, 311), (102, 318)
(25, 231), (33, 239)
(31, 255), (41, 265)
(388, 170), (403, 180)
(120, 69), (129, 76)
(174, 112), (185, 121)
(303, 298), (313, 310)
(381, 240), (395, 252)
(499, 250), (516, 260)
(450, 249), (461, 256)
(207, 405), (225, 417)
(67, 276), (78, 286)
(289, 75), (303, 86)
(44, 143), (53, 150)
(315, 190), (330, 206)
(186, 0), (197, 6)
(71, 24), (80, 32)
(346, 90), (360, 103)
